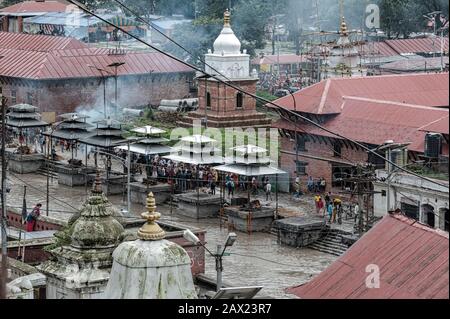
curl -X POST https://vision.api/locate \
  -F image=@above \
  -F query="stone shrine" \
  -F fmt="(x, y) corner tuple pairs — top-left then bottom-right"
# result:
(37, 173), (125, 299)
(179, 10), (271, 128)
(104, 192), (197, 299)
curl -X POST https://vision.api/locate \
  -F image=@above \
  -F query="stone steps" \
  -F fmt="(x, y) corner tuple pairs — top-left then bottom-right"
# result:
(308, 229), (350, 256)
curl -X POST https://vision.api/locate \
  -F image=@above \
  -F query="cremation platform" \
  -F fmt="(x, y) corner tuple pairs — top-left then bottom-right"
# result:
(129, 182), (172, 205)
(6, 151), (45, 174)
(100, 174), (127, 196)
(225, 206), (275, 233)
(273, 217), (326, 248)
(174, 193), (222, 219)
(56, 165), (97, 187)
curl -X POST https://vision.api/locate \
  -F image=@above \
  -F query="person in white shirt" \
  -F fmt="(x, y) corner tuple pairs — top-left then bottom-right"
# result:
(265, 182), (272, 201)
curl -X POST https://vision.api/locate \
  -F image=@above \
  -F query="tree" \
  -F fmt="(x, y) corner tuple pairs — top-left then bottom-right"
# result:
(232, 0), (271, 56)
(0, 0), (21, 9)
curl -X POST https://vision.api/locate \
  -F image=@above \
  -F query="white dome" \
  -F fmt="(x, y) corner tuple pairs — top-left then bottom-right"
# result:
(213, 26), (241, 55)
(213, 10), (241, 55)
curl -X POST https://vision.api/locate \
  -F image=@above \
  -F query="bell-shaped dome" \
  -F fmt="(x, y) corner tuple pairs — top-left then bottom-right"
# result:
(103, 193), (197, 299)
(213, 10), (241, 55)
(70, 173), (124, 249)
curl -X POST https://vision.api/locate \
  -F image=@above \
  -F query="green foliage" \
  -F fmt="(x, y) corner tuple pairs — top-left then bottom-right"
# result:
(256, 91), (277, 109)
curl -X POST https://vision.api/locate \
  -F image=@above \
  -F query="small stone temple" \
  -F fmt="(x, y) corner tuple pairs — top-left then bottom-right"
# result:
(6, 103), (49, 174)
(38, 173), (125, 299)
(179, 10), (271, 128)
(104, 192), (197, 299)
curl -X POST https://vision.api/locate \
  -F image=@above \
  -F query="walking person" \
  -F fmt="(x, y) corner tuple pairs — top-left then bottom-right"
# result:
(314, 194), (321, 214)
(265, 182), (272, 201)
(318, 197), (325, 217)
(327, 202), (333, 223)
(26, 203), (42, 232)
(210, 180), (216, 195)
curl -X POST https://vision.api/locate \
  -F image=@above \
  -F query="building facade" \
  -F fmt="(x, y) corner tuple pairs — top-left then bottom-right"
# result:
(373, 170), (449, 232)
(271, 73), (449, 193)
(0, 32), (195, 118)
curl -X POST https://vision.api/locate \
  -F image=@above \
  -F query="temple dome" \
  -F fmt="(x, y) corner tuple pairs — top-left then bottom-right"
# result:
(70, 174), (124, 249)
(213, 10), (241, 55)
(103, 193), (197, 299)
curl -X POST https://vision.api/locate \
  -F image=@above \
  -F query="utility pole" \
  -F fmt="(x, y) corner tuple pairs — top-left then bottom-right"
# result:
(1, 89), (8, 299)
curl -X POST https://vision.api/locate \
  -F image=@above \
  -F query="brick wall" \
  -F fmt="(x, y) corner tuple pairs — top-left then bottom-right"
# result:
(280, 136), (369, 192)
(198, 78), (257, 114)
(0, 72), (194, 115)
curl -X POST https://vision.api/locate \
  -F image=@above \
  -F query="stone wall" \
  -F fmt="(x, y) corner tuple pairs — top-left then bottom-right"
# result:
(0, 72), (194, 115)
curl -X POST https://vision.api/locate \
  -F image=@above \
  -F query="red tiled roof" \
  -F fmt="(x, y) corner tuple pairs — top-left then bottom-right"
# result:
(273, 97), (449, 153)
(251, 54), (307, 66)
(0, 1), (68, 14)
(0, 31), (87, 52)
(385, 37), (449, 55)
(287, 214), (449, 299)
(272, 73), (449, 114)
(0, 47), (193, 80)
(361, 37), (449, 57)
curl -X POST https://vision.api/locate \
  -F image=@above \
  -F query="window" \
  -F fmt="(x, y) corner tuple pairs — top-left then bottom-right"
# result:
(27, 92), (33, 105)
(333, 140), (342, 158)
(11, 90), (17, 104)
(236, 92), (243, 108)
(206, 92), (211, 109)
(296, 134), (307, 152)
(295, 161), (308, 175)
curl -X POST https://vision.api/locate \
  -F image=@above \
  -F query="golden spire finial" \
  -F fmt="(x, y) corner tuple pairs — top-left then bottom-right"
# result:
(137, 192), (166, 240)
(340, 17), (348, 36)
(224, 9), (231, 27)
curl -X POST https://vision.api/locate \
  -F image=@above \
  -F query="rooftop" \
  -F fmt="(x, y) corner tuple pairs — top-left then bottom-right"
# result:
(0, 31), (87, 52)
(0, 33), (193, 80)
(274, 96), (449, 154)
(361, 37), (449, 57)
(0, 0), (68, 16)
(287, 214), (449, 299)
(272, 73), (449, 114)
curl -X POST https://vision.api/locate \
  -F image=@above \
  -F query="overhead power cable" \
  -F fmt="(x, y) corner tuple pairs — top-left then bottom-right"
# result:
(66, 0), (449, 190)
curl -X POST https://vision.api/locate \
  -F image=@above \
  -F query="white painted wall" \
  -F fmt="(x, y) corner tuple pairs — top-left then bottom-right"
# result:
(374, 170), (449, 231)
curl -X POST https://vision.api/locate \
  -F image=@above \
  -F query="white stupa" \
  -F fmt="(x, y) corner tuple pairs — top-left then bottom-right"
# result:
(204, 9), (254, 79)
(103, 192), (197, 299)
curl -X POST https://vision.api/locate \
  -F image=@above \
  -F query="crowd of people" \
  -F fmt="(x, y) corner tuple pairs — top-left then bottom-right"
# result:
(313, 192), (343, 225)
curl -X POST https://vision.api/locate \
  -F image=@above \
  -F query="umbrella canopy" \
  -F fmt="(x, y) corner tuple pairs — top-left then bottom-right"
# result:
(164, 154), (224, 165)
(132, 126), (166, 136)
(117, 144), (172, 156)
(214, 164), (286, 176)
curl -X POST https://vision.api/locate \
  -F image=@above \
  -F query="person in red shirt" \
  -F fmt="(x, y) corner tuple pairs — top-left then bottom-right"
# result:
(26, 203), (42, 232)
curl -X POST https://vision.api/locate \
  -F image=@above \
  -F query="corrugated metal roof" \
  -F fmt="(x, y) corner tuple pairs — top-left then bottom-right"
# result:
(360, 37), (449, 57)
(273, 97), (449, 153)
(386, 37), (449, 55)
(0, 46), (193, 80)
(0, 1), (68, 14)
(0, 31), (87, 52)
(272, 73), (449, 114)
(287, 214), (449, 299)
